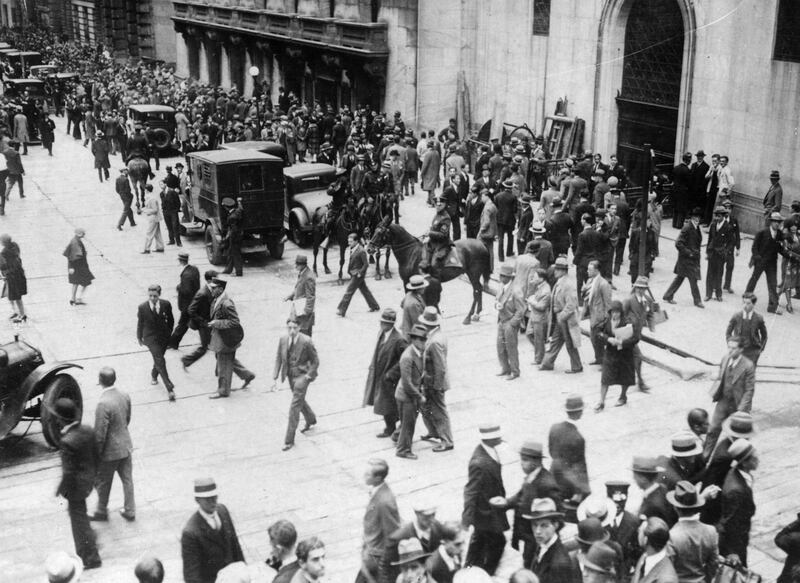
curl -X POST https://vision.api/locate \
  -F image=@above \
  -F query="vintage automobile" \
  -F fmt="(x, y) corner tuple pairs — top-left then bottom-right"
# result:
(3, 78), (45, 99)
(284, 163), (337, 247)
(5, 51), (41, 77)
(186, 149), (286, 264)
(0, 336), (83, 448)
(221, 140), (290, 166)
(29, 64), (58, 79)
(127, 104), (176, 151)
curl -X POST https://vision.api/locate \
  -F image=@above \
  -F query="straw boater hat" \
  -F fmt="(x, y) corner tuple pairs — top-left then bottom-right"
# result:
(630, 456), (662, 474)
(632, 276), (649, 288)
(666, 480), (705, 509)
(498, 264), (515, 278)
(44, 551), (83, 583)
(194, 477), (218, 498)
(523, 497), (565, 521)
(406, 274), (429, 290)
(529, 221), (546, 234)
(721, 411), (754, 438)
(728, 438), (757, 465)
(478, 423), (502, 442)
(577, 495), (618, 527)
(553, 256), (570, 271)
(669, 431), (703, 458)
(391, 538), (430, 566)
(565, 394), (584, 412)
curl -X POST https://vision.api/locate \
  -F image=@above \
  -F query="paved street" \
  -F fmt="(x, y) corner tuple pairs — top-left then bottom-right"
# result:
(0, 120), (798, 583)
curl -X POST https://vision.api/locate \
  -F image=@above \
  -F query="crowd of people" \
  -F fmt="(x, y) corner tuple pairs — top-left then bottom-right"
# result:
(0, 26), (794, 583)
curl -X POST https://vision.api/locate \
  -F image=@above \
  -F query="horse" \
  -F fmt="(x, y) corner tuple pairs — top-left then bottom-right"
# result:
(361, 198), (392, 280)
(311, 204), (359, 283)
(126, 154), (150, 211)
(367, 217), (492, 325)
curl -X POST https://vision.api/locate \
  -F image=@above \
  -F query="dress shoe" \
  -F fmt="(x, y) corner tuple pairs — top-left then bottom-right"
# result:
(369, 306), (380, 312)
(168, 390), (176, 402)
(208, 393), (228, 399)
(704, 296), (712, 302)
(505, 372), (519, 380)
(155, 249), (165, 253)
(84, 560), (102, 570)
(695, 302), (705, 309)
(593, 403), (605, 413)
(239, 375), (255, 390)
(538, 365), (554, 371)
(663, 297), (676, 304)
(496, 370), (510, 377)
(638, 383), (651, 393)
(116, 226), (123, 231)
(715, 296), (723, 301)
(141, 250), (151, 254)
(150, 379), (158, 386)
(119, 510), (136, 521)
(564, 368), (583, 374)
(300, 422), (317, 433)
(376, 429), (394, 438)
(432, 444), (454, 452)
(88, 513), (108, 522)
(282, 443), (294, 451)
(336, 310), (345, 317)
(588, 360), (601, 366)
(420, 434), (440, 442)
(615, 397), (628, 407)
(396, 451), (418, 460)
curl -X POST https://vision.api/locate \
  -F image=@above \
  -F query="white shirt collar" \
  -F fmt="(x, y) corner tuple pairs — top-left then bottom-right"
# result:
(537, 534), (558, 560)
(481, 442), (500, 463)
(742, 310), (752, 320)
(729, 356), (741, 369)
(197, 507), (220, 530)
(413, 518), (431, 541)
(738, 469), (754, 489)
(678, 513), (700, 522)
(644, 549), (667, 576)
(525, 466), (542, 484)
(438, 546), (457, 570)
(60, 420), (80, 436)
(642, 482), (661, 498)
(101, 386), (116, 394)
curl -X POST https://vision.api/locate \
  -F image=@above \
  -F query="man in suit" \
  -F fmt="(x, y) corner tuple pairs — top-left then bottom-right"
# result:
(495, 180), (517, 261)
(395, 324), (427, 459)
(583, 260), (613, 365)
(631, 518), (678, 583)
(426, 522), (466, 583)
(605, 481), (641, 581)
(718, 440), (758, 566)
(570, 193), (596, 254)
(400, 275), (427, 338)
(632, 457), (677, 527)
(418, 307), (454, 452)
(496, 263), (526, 380)
(525, 267), (552, 366)
(364, 308), (407, 439)
(292, 537), (328, 583)
(181, 477), (244, 583)
(136, 284), (175, 400)
(491, 441), (561, 557)
(705, 336), (755, 458)
(548, 395), (591, 505)
(390, 502), (444, 555)
(539, 257), (583, 374)
(745, 212), (786, 314)
(657, 432), (704, 492)
(285, 254), (316, 336)
(90, 367), (135, 522)
(478, 189), (498, 271)
(337, 232), (380, 316)
(517, 196), (535, 255)
(672, 153), (692, 229)
(207, 277), (254, 399)
(168, 251), (200, 349)
(523, 498), (580, 583)
(774, 511), (800, 583)
(705, 206), (734, 302)
(763, 170), (783, 217)
(463, 424), (509, 575)
(663, 207), (704, 308)
(265, 519), (300, 583)
(115, 168), (136, 229)
(690, 150), (710, 218)
(55, 398), (102, 569)
(183, 269), (218, 369)
(273, 317), (320, 451)
(667, 481), (718, 583)
(546, 198), (573, 257)
(721, 197), (741, 293)
(359, 459), (401, 583)
(464, 186), (485, 239)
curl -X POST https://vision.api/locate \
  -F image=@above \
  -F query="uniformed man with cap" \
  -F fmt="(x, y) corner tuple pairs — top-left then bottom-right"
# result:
(705, 205), (733, 302)
(285, 254), (316, 336)
(421, 196), (453, 272)
(221, 197), (244, 277)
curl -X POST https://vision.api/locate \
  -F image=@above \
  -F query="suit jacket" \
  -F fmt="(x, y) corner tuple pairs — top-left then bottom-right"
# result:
(177, 264), (201, 312)
(423, 328), (450, 392)
(272, 560), (301, 583)
(547, 211), (573, 254)
(348, 244), (369, 278)
(463, 444), (509, 532)
(496, 283), (526, 327)
(550, 276), (582, 348)
(363, 482), (401, 557)
(751, 227), (784, 266)
(94, 387), (133, 461)
(548, 421), (590, 498)
(718, 469), (756, 558)
(389, 520), (444, 553)
(673, 222), (702, 280)
(181, 504), (244, 583)
(573, 228), (608, 268)
(526, 538), (581, 583)
(479, 200), (498, 239)
(401, 291), (425, 338)
(274, 333), (319, 382)
(763, 182), (783, 216)
(57, 423), (98, 500)
(397, 343), (425, 401)
(507, 468), (562, 550)
(187, 284), (214, 330)
(289, 266), (316, 326)
(668, 518), (718, 583)
(690, 160), (710, 199)
(364, 327), (407, 414)
(609, 510), (642, 578)
(631, 553), (679, 583)
(495, 189), (517, 226)
(726, 311), (767, 354)
(208, 295), (244, 353)
(774, 515), (800, 583)
(137, 299), (174, 347)
(639, 485), (677, 527)
(426, 548), (460, 583)
(584, 275), (613, 327)
(707, 220), (734, 257)
(711, 354), (755, 413)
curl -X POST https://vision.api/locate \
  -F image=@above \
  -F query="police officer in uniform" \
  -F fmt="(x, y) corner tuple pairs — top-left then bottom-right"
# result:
(422, 196), (453, 271)
(222, 197), (244, 277)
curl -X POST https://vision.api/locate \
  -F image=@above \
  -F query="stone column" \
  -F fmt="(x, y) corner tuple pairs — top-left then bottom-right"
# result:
(175, 33), (189, 78)
(221, 44), (232, 89)
(243, 49), (254, 97)
(271, 54), (283, 104)
(199, 39), (209, 83)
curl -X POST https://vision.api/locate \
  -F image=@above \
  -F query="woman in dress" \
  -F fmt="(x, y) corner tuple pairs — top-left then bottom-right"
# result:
(0, 234), (27, 322)
(63, 228), (94, 305)
(595, 300), (640, 411)
(779, 223), (800, 314)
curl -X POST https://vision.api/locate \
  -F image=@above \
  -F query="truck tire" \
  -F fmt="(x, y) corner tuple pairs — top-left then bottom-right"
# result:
(41, 374), (83, 448)
(151, 128), (172, 150)
(290, 215), (308, 247)
(205, 225), (225, 265)
(267, 239), (285, 259)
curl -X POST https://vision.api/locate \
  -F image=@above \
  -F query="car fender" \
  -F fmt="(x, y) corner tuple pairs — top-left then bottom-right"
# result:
(290, 206), (310, 229)
(21, 362), (83, 402)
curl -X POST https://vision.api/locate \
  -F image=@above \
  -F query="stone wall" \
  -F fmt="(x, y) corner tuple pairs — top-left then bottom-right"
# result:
(152, 0), (177, 64)
(379, 0), (417, 118)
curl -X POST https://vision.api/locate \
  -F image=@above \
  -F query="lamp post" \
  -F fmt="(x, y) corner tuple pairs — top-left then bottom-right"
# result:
(249, 65), (261, 138)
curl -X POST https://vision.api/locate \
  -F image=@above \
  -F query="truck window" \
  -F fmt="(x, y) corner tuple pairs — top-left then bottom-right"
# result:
(239, 165), (263, 192)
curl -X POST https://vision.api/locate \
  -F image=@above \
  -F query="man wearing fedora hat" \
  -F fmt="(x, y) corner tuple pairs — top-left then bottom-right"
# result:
(395, 323), (427, 458)
(523, 498), (579, 582)
(745, 211), (787, 313)
(662, 207), (705, 309)
(666, 481), (718, 583)
(115, 168), (136, 229)
(583, 541), (620, 583)
(393, 539), (434, 583)
(490, 440), (561, 556)
(706, 336), (755, 455)
(631, 517), (677, 583)
(364, 308), (407, 439)
(539, 257), (583, 374)
(495, 179), (517, 262)
(221, 197), (245, 277)
(517, 195), (535, 255)
(168, 251), (200, 349)
(718, 439), (758, 567)
(525, 268), (552, 366)
(208, 277), (255, 399)
(181, 477), (244, 583)
(55, 398), (102, 569)
(401, 275), (428, 339)
(705, 206), (733, 302)
(285, 254), (316, 336)
(657, 432), (705, 492)
(496, 263), (525, 380)
(418, 306), (454, 451)
(569, 517), (618, 579)
(631, 457), (677, 528)
(763, 170), (783, 218)
(548, 395), (591, 506)
(463, 424), (509, 575)
(337, 232), (381, 316)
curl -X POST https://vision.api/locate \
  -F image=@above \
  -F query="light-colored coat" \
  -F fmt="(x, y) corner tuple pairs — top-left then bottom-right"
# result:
(94, 387), (133, 461)
(631, 554), (679, 583)
(551, 275), (581, 347)
(420, 148), (441, 192)
(496, 283), (526, 328)
(273, 333), (319, 382)
(423, 327), (450, 392)
(668, 518), (718, 583)
(208, 295), (244, 353)
(583, 274), (613, 327)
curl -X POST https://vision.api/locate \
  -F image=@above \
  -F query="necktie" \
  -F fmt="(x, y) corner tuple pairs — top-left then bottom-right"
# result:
(420, 536), (429, 549)
(151, 302), (157, 314)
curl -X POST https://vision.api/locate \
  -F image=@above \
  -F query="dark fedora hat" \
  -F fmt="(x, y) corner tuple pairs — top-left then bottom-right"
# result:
(576, 517), (610, 544)
(391, 538), (430, 566)
(583, 542), (618, 575)
(666, 480), (705, 509)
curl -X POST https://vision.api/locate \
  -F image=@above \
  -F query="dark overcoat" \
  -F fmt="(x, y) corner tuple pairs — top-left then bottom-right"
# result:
(673, 221), (702, 280)
(363, 327), (407, 416)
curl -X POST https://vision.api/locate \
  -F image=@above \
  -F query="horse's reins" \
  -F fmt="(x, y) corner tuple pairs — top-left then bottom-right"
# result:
(372, 228), (421, 252)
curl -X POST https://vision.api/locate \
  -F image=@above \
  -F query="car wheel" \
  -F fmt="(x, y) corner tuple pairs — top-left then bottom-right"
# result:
(290, 216), (307, 247)
(267, 239), (285, 260)
(151, 128), (171, 150)
(41, 374), (83, 448)
(205, 226), (225, 265)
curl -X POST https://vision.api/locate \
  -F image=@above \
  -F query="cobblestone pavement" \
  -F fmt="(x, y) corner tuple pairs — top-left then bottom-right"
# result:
(0, 121), (797, 582)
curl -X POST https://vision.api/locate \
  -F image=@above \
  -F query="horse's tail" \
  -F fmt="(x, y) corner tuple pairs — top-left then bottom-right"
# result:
(481, 244), (492, 286)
